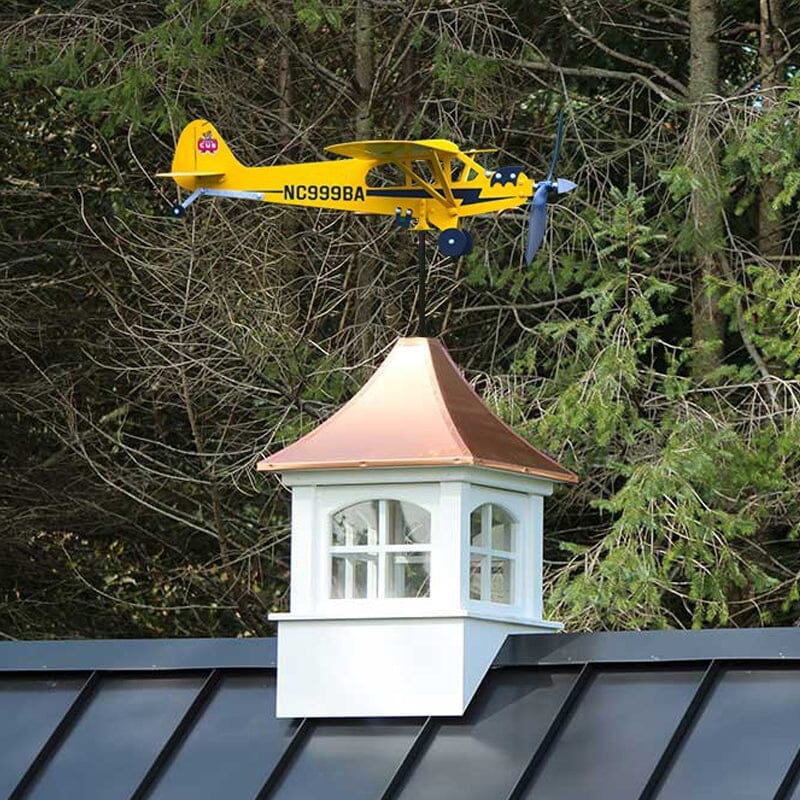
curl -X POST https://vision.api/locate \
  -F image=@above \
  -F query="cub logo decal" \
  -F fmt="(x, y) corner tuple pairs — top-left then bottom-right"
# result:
(198, 132), (219, 154)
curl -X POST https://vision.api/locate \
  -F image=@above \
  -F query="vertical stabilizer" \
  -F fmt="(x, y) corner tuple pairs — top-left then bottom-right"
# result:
(158, 119), (240, 190)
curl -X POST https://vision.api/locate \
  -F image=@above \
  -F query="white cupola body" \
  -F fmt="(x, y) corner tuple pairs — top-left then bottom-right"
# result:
(259, 338), (577, 718)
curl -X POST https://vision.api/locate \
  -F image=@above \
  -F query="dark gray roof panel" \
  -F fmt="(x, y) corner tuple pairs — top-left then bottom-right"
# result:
(0, 638), (276, 672)
(270, 719), (424, 800)
(498, 627), (800, 666)
(145, 673), (294, 800)
(656, 667), (800, 800)
(3, 630), (800, 800)
(396, 668), (579, 800)
(24, 675), (203, 800)
(0, 676), (84, 799)
(521, 667), (704, 800)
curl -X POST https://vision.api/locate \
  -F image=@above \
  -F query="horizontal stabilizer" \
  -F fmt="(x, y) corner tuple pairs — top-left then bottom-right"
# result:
(156, 171), (225, 178)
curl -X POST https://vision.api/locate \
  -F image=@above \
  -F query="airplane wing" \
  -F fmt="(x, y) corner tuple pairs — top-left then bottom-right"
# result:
(156, 171), (226, 178)
(324, 139), (461, 160)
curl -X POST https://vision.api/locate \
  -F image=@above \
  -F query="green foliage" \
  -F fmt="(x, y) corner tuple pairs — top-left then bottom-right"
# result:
(724, 76), (800, 214)
(728, 264), (800, 374)
(3, 0), (800, 642)
(294, 0), (345, 32)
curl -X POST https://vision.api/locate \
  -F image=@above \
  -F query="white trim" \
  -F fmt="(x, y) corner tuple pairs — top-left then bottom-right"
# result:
(281, 466), (554, 496)
(330, 544), (430, 554)
(529, 494), (544, 619)
(288, 485), (316, 615)
(270, 608), (562, 628)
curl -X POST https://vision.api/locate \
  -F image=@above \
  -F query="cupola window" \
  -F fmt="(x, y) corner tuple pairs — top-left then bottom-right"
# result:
(469, 504), (516, 604)
(330, 500), (431, 600)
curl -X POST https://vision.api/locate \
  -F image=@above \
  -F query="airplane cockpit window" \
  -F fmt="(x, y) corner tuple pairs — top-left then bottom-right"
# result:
(451, 159), (479, 183)
(366, 163), (405, 188)
(411, 160), (435, 185)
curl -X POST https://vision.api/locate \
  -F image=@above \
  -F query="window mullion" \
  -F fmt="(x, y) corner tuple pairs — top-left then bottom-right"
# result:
(483, 506), (492, 600)
(481, 554), (490, 602)
(344, 520), (352, 548)
(377, 499), (388, 599)
(368, 554), (378, 598)
(384, 544), (432, 553)
(344, 555), (353, 600)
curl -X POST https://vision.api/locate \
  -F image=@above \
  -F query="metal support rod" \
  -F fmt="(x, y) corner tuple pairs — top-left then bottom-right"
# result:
(199, 189), (266, 202)
(636, 660), (721, 800)
(176, 187), (266, 213)
(254, 718), (312, 799)
(417, 231), (427, 337)
(378, 717), (437, 800)
(8, 671), (101, 800)
(504, 664), (594, 800)
(179, 188), (206, 211)
(128, 669), (222, 800)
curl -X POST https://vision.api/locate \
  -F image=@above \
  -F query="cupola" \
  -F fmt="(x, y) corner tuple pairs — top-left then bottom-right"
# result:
(259, 337), (577, 718)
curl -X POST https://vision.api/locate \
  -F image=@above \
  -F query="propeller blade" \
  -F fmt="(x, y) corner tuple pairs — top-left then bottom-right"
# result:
(556, 178), (577, 194)
(545, 110), (565, 183)
(525, 184), (549, 266)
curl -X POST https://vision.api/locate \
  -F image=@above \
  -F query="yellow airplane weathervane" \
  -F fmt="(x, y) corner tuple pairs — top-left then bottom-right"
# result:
(157, 115), (576, 265)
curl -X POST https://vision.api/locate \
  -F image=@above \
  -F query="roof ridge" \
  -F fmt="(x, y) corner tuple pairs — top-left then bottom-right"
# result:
(423, 339), (472, 460)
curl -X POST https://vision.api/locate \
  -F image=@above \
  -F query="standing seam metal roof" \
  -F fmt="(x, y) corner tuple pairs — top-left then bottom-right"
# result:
(2, 629), (800, 800)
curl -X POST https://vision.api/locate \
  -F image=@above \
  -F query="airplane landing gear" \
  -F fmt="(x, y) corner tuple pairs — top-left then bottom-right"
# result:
(171, 204), (187, 218)
(437, 228), (472, 258)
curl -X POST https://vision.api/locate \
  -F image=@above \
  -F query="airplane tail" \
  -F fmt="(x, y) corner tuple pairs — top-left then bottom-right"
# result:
(157, 119), (241, 189)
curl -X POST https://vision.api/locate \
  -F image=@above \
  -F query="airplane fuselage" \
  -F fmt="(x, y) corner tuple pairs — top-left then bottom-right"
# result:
(166, 121), (534, 232)
(175, 159), (533, 231)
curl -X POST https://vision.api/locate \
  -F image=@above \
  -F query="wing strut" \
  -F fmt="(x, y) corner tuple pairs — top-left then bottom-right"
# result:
(427, 155), (457, 207)
(396, 162), (456, 208)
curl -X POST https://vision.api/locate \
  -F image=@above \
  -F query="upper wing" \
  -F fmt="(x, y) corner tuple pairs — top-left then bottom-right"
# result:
(324, 139), (461, 160)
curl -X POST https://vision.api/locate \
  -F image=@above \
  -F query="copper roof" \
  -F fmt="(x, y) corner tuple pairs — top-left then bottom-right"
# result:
(257, 338), (577, 483)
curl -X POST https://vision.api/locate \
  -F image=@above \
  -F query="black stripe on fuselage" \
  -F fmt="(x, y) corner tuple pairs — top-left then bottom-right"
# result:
(367, 188), (513, 205)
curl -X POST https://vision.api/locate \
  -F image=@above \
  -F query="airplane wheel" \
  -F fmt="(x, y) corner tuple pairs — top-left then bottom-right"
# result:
(171, 205), (186, 218)
(438, 228), (471, 257)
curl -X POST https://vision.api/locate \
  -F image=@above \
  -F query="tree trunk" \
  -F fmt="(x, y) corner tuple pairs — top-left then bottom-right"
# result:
(277, 23), (293, 147)
(354, 0), (373, 141)
(352, 0), (377, 358)
(688, 0), (725, 378)
(757, 0), (785, 257)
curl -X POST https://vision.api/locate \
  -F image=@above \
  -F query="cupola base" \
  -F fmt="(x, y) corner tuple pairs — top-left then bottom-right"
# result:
(273, 613), (560, 718)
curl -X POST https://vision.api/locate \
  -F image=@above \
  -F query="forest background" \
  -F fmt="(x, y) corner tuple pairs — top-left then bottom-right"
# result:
(2, 0), (800, 639)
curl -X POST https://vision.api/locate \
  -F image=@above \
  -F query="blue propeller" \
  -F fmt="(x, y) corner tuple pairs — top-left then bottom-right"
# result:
(525, 112), (577, 265)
